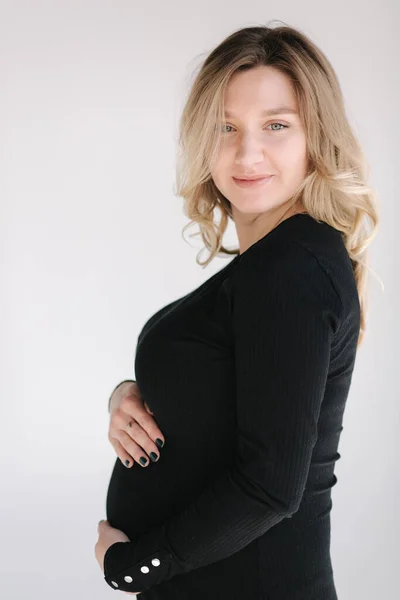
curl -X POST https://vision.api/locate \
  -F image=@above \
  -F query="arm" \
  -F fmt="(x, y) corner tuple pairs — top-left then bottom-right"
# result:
(103, 241), (344, 593)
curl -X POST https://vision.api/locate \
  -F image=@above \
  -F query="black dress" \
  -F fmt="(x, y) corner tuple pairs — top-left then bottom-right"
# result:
(103, 213), (360, 599)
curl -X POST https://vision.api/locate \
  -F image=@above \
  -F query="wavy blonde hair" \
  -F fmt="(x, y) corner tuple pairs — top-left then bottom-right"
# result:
(174, 22), (381, 348)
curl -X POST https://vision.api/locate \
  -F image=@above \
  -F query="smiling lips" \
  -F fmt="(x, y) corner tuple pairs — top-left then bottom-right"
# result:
(232, 175), (274, 187)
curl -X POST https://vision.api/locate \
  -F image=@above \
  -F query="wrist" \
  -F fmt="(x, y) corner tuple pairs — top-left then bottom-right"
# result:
(108, 380), (137, 413)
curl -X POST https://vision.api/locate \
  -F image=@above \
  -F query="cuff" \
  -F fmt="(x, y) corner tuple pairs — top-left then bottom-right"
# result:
(103, 524), (181, 593)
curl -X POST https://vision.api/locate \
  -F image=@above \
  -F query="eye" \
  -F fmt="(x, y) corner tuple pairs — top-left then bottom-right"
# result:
(267, 122), (288, 132)
(220, 122), (289, 133)
(221, 124), (234, 133)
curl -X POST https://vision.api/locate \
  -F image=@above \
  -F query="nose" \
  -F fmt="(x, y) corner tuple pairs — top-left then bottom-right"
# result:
(234, 132), (266, 168)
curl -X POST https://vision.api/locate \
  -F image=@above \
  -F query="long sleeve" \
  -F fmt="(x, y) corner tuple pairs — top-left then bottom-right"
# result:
(103, 239), (344, 593)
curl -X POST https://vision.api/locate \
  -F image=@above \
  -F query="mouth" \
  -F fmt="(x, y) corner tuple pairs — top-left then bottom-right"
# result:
(232, 175), (274, 188)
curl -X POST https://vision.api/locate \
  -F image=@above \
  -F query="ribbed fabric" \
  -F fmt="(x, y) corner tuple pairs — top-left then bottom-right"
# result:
(103, 213), (360, 599)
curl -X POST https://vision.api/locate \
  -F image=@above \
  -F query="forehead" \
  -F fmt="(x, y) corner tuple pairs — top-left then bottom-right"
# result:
(223, 66), (298, 115)
(224, 106), (298, 118)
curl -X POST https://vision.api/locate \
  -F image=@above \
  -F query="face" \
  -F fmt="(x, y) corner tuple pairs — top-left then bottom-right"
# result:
(210, 66), (308, 218)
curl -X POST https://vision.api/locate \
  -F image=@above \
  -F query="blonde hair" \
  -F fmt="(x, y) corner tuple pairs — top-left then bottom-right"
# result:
(174, 22), (381, 348)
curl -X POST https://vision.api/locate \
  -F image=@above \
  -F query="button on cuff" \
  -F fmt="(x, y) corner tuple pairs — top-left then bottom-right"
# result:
(103, 542), (174, 593)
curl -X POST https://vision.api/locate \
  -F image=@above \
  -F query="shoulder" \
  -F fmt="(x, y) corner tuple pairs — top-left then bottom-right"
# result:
(227, 236), (345, 336)
(231, 213), (357, 309)
(234, 236), (343, 296)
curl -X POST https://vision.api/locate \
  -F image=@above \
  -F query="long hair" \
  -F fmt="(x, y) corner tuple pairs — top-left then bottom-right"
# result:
(174, 22), (381, 348)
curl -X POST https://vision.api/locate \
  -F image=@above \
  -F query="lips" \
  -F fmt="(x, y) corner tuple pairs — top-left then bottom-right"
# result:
(233, 175), (272, 181)
(232, 175), (274, 188)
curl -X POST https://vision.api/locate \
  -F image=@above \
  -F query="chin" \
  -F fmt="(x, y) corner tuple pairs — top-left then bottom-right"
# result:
(230, 200), (274, 216)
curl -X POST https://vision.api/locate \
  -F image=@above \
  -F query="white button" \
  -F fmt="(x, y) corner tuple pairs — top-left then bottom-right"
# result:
(151, 558), (161, 567)
(140, 565), (150, 574)
(111, 581), (119, 587)
(124, 576), (133, 583)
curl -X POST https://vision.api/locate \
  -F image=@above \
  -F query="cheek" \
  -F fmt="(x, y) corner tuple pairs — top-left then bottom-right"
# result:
(210, 158), (230, 187)
(276, 140), (307, 175)
(288, 134), (307, 162)
(289, 149), (309, 177)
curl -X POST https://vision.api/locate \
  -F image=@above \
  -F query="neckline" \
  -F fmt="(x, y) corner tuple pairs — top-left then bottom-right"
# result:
(188, 214), (312, 303)
(233, 213), (312, 262)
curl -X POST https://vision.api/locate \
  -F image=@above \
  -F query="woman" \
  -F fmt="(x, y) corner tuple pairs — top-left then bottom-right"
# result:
(95, 22), (379, 599)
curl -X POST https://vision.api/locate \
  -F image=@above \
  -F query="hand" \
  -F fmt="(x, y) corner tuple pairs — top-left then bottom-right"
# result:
(108, 382), (165, 469)
(95, 519), (141, 595)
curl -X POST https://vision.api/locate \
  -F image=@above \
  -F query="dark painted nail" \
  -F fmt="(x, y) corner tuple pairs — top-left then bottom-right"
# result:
(155, 438), (164, 448)
(125, 459), (130, 467)
(149, 452), (158, 462)
(139, 456), (148, 466)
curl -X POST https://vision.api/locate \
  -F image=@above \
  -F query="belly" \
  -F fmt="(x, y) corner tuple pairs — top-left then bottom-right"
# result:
(105, 427), (236, 540)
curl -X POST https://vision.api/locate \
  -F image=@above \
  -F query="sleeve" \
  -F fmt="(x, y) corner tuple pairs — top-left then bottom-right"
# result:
(102, 240), (344, 593)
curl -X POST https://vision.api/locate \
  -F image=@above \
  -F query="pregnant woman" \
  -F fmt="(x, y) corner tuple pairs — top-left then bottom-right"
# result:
(94, 22), (379, 599)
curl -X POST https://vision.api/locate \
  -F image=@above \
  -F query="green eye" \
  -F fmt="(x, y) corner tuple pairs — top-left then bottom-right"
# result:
(221, 122), (288, 133)
(267, 123), (288, 131)
(221, 124), (233, 133)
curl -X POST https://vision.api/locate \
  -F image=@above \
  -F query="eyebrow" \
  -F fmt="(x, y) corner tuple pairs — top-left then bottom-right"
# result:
(224, 106), (298, 117)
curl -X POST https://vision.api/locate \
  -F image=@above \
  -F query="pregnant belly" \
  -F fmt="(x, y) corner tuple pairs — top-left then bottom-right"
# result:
(105, 432), (235, 540)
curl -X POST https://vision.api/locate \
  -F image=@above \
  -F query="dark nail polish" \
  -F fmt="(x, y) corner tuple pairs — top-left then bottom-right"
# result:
(156, 438), (164, 448)
(150, 452), (158, 462)
(139, 456), (148, 466)
(125, 459), (130, 467)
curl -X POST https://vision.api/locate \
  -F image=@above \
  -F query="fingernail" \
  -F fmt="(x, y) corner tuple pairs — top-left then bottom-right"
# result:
(124, 459), (130, 467)
(155, 438), (164, 448)
(149, 452), (158, 462)
(139, 456), (148, 466)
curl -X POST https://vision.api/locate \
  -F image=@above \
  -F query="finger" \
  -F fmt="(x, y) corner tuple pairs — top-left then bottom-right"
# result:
(113, 426), (160, 468)
(119, 399), (165, 448)
(144, 401), (154, 415)
(119, 417), (162, 465)
(108, 437), (136, 468)
(109, 430), (157, 469)
(112, 403), (166, 451)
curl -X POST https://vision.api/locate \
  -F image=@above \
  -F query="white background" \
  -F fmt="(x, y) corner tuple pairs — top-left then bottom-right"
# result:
(1, 1), (398, 598)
